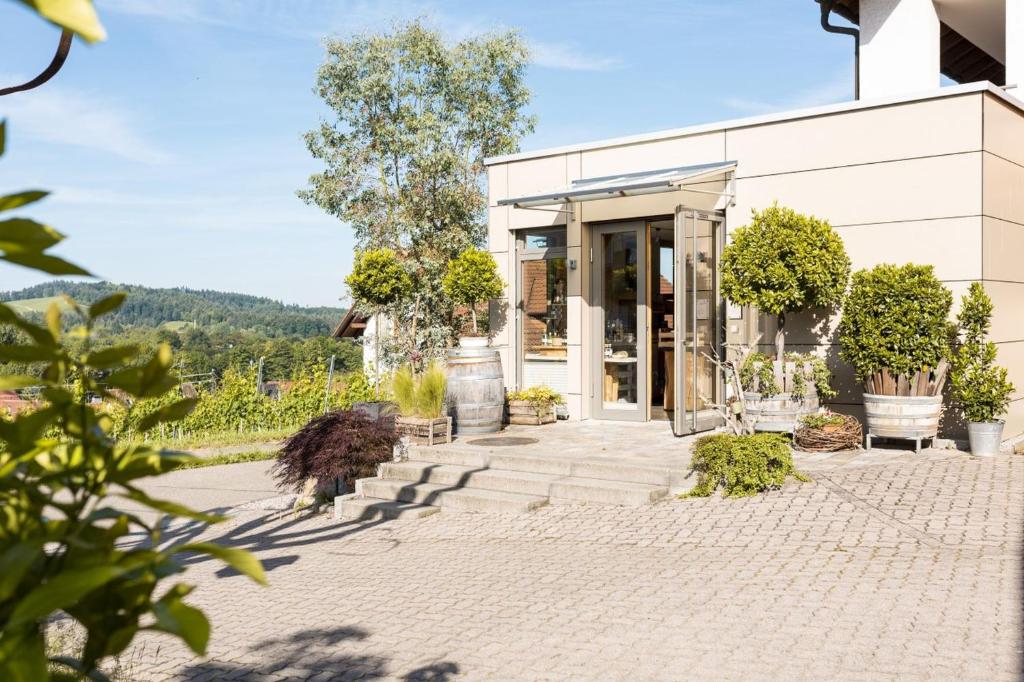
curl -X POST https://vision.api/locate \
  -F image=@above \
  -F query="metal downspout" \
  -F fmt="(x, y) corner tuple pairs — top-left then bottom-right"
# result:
(817, 0), (861, 100)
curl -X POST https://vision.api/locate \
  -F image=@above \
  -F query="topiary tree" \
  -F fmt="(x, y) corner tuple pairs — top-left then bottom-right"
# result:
(721, 204), (850, 359)
(951, 282), (1015, 423)
(346, 248), (412, 383)
(838, 263), (953, 390)
(442, 248), (505, 336)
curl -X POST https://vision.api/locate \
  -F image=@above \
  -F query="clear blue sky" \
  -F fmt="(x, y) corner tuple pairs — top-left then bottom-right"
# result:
(0, 0), (854, 307)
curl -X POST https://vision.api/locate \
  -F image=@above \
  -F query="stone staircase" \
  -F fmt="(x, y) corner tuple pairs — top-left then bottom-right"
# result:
(335, 443), (694, 521)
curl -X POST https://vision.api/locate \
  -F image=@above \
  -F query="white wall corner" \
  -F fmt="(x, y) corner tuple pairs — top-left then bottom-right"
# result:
(1009, 0), (1024, 89)
(860, 0), (941, 99)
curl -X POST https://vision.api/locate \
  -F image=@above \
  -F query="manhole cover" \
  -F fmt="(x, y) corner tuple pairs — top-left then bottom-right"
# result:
(466, 437), (538, 447)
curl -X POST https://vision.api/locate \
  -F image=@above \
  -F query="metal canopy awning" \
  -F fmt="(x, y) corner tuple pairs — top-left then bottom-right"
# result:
(497, 160), (737, 209)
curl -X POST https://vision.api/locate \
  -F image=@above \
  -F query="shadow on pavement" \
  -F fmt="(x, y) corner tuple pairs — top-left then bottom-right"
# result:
(180, 626), (460, 681)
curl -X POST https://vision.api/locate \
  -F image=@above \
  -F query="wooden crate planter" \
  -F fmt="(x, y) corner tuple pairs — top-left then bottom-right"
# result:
(394, 416), (452, 446)
(507, 400), (556, 426)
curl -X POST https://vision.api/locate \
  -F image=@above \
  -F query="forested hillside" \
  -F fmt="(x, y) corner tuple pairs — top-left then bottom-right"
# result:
(0, 281), (362, 381)
(1, 281), (342, 337)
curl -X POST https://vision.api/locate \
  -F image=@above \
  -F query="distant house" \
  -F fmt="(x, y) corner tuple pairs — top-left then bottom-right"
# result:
(331, 309), (383, 374)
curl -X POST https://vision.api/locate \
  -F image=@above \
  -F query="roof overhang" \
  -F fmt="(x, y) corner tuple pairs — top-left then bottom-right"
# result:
(496, 161), (737, 209)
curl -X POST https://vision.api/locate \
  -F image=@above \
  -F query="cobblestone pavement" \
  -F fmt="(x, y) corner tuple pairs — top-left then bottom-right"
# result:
(131, 450), (1024, 681)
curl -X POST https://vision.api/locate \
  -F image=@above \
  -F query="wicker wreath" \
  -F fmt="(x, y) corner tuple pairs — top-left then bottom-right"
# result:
(794, 413), (863, 452)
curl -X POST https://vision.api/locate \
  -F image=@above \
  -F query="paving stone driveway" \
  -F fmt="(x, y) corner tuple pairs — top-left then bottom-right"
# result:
(133, 451), (1024, 681)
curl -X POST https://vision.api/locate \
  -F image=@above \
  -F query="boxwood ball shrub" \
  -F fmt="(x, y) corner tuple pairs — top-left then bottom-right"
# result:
(951, 282), (1015, 423)
(721, 204), (850, 358)
(838, 263), (953, 384)
(442, 248), (505, 335)
(685, 433), (808, 498)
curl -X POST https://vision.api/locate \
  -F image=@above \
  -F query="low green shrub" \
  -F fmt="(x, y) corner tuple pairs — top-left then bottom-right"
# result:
(685, 433), (809, 498)
(507, 385), (565, 409)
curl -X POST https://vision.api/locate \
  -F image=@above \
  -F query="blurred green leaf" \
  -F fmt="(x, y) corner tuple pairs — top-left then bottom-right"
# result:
(0, 120), (5, 156)
(137, 398), (197, 432)
(88, 292), (126, 319)
(85, 344), (138, 369)
(17, 0), (107, 43)
(0, 628), (47, 682)
(0, 190), (48, 213)
(45, 301), (62, 339)
(0, 217), (63, 250)
(1, 250), (91, 276)
(176, 542), (267, 586)
(0, 375), (41, 390)
(0, 541), (42, 600)
(0, 344), (58, 363)
(151, 584), (210, 654)
(9, 565), (125, 627)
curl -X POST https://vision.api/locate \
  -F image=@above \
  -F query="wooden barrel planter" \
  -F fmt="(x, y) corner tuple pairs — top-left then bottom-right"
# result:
(445, 347), (504, 435)
(743, 391), (819, 433)
(863, 394), (942, 452)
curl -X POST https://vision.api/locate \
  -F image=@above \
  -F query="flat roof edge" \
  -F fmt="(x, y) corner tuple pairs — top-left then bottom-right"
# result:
(486, 81), (1020, 167)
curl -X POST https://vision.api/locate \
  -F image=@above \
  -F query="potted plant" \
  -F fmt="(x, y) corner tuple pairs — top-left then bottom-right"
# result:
(739, 351), (837, 432)
(507, 385), (564, 425)
(950, 283), (1015, 457)
(392, 362), (452, 445)
(838, 263), (953, 452)
(442, 247), (505, 348)
(346, 248), (413, 389)
(721, 204), (850, 432)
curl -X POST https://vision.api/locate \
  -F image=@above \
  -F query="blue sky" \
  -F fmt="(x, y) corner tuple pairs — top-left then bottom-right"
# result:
(0, 0), (854, 307)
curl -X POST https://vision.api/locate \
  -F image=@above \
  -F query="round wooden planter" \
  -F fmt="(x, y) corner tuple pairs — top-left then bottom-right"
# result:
(743, 391), (819, 433)
(863, 393), (942, 451)
(445, 347), (504, 435)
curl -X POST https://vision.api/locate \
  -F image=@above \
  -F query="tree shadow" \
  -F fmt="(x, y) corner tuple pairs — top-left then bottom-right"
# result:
(179, 626), (460, 681)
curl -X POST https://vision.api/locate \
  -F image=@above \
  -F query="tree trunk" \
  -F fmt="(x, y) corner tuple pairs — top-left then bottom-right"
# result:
(775, 312), (786, 361)
(470, 305), (478, 335)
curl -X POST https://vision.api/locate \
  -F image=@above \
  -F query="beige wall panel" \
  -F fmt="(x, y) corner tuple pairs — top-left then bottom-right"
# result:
(488, 206), (509, 253)
(837, 217), (982, 282)
(580, 132), (725, 178)
(578, 191), (721, 225)
(566, 246), (583, 297)
(983, 153), (1024, 226)
(986, 281), (1024, 344)
(505, 154), (568, 200)
(509, 205), (563, 230)
(731, 152), (982, 230)
(565, 393), (583, 422)
(983, 217), (1024, 282)
(728, 94), (982, 178)
(487, 297), (511, 348)
(494, 345), (512, 392)
(995, 341), (1024, 403)
(984, 95), (1024, 169)
(487, 164), (507, 206)
(567, 345), (582, 395)
(567, 294), (582, 346)
(1003, 398), (1024, 440)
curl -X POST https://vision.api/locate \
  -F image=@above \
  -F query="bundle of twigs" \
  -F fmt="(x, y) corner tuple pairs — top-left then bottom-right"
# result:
(794, 412), (862, 452)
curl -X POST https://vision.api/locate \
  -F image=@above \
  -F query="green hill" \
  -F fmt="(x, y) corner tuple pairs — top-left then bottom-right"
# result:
(1, 281), (343, 338)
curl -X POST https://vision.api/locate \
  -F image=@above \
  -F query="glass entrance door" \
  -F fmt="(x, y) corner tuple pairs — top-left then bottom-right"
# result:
(672, 208), (724, 435)
(591, 222), (647, 421)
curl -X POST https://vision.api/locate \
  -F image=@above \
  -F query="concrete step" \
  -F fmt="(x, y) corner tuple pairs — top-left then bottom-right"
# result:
(358, 477), (548, 514)
(407, 445), (690, 488)
(381, 461), (668, 506)
(334, 495), (440, 522)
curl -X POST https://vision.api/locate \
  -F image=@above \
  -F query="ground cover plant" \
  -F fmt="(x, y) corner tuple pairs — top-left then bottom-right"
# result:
(685, 433), (808, 498)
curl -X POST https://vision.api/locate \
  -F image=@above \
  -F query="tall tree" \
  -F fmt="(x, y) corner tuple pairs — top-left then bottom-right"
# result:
(300, 19), (535, 360)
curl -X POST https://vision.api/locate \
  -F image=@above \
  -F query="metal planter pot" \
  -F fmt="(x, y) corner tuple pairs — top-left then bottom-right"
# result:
(967, 420), (1004, 457)
(743, 391), (819, 434)
(863, 393), (942, 453)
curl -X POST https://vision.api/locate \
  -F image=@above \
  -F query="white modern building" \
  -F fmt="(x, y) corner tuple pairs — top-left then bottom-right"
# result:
(485, 0), (1024, 438)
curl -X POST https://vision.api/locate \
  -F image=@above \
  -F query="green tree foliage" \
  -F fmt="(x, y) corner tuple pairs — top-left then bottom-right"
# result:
(300, 19), (535, 360)
(685, 433), (809, 498)
(346, 249), (412, 310)
(951, 283), (1015, 423)
(0, 281), (343, 337)
(721, 204), (850, 358)
(0, 119), (265, 680)
(442, 248), (504, 335)
(838, 264), (953, 383)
